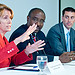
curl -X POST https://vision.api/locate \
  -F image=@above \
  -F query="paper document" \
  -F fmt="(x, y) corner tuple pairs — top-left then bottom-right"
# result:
(8, 64), (39, 71)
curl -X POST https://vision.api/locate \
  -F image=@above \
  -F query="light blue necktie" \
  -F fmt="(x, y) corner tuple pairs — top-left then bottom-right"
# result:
(66, 32), (70, 52)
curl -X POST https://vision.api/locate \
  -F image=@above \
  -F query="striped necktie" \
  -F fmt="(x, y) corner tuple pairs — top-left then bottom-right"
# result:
(31, 33), (36, 43)
(31, 33), (39, 54)
(33, 35), (36, 42)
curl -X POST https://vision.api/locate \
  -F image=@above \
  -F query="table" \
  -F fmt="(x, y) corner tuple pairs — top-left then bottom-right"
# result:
(51, 60), (75, 75)
(0, 61), (75, 75)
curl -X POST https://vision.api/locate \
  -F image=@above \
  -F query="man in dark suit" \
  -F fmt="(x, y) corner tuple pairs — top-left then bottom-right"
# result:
(47, 7), (75, 63)
(9, 8), (54, 64)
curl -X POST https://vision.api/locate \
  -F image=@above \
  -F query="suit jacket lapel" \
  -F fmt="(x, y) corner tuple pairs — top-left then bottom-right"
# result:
(0, 34), (9, 48)
(59, 22), (67, 51)
(70, 29), (73, 51)
(0, 34), (6, 48)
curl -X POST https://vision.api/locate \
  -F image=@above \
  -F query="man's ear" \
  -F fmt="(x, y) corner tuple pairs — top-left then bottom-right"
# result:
(27, 16), (29, 21)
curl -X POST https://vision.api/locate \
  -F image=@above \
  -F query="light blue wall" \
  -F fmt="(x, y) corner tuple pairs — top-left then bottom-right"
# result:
(0, 0), (59, 40)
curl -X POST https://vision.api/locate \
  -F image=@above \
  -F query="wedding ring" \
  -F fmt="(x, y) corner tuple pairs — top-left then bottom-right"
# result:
(70, 58), (72, 61)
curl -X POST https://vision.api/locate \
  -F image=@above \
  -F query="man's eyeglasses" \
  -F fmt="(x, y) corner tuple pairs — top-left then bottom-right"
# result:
(31, 17), (45, 24)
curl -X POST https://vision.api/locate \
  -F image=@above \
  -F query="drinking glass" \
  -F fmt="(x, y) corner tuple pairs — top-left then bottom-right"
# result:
(37, 56), (48, 75)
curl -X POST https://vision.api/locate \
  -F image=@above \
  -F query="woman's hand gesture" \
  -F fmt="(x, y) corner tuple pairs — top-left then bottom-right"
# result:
(14, 23), (37, 45)
(24, 40), (45, 56)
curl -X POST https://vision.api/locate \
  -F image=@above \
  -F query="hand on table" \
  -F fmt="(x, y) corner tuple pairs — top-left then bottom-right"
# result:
(59, 52), (75, 63)
(70, 51), (75, 60)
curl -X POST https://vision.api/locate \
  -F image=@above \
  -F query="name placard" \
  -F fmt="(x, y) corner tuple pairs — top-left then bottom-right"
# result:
(47, 60), (64, 74)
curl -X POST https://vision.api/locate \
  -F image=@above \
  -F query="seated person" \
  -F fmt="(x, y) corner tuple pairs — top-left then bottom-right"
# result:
(47, 7), (75, 63)
(0, 4), (45, 68)
(9, 8), (54, 64)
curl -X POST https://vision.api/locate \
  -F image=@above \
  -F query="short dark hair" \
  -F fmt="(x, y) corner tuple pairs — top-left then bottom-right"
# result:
(28, 8), (45, 17)
(62, 7), (75, 16)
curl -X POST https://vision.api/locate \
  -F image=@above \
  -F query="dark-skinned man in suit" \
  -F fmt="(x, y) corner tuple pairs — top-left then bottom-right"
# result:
(9, 8), (54, 65)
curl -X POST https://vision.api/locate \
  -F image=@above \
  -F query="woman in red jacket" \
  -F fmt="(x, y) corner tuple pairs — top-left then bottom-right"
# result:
(0, 4), (45, 68)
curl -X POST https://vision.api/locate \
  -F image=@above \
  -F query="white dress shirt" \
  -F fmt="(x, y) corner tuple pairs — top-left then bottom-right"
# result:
(63, 24), (70, 52)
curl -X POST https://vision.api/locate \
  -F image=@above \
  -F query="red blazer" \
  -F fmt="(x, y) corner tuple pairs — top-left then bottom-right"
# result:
(0, 34), (33, 68)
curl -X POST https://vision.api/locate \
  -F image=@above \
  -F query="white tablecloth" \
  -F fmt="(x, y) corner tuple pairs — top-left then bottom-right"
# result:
(0, 61), (75, 75)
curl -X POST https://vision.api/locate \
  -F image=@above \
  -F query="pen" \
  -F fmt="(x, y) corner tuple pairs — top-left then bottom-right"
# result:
(33, 66), (38, 68)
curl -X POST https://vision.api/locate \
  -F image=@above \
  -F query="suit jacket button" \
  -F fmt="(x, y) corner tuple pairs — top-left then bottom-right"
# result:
(8, 51), (10, 53)
(10, 50), (12, 52)
(12, 48), (14, 50)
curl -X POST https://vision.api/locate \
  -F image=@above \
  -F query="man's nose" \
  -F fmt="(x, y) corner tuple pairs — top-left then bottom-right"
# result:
(37, 21), (41, 26)
(68, 18), (71, 22)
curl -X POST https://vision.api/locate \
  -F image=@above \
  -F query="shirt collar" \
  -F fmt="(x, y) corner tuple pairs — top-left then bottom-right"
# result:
(63, 24), (70, 35)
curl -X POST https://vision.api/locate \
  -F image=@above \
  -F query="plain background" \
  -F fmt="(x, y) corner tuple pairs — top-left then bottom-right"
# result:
(0, 0), (59, 40)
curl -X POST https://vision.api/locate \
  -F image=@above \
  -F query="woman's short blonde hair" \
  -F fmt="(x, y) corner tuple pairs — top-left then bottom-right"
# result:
(0, 4), (14, 19)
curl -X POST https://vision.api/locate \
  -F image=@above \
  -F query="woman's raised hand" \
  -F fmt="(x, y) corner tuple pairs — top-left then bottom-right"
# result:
(24, 40), (45, 56)
(14, 23), (37, 45)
